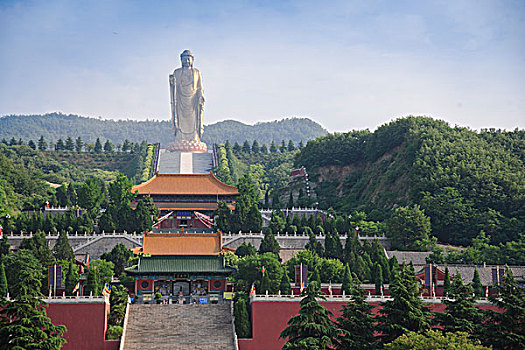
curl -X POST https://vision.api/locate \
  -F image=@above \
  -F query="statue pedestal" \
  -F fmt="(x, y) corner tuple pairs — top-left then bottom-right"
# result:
(168, 140), (207, 153)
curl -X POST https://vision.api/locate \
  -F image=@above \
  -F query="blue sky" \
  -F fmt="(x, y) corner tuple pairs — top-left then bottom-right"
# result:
(1, 0), (524, 131)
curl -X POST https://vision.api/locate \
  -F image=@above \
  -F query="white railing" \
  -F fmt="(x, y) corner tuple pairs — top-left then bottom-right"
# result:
(119, 301), (131, 350)
(251, 293), (493, 304)
(221, 231), (387, 240)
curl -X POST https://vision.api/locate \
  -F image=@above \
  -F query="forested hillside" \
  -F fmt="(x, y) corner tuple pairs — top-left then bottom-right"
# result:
(0, 113), (327, 146)
(0, 141), (155, 214)
(294, 117), (525, 246)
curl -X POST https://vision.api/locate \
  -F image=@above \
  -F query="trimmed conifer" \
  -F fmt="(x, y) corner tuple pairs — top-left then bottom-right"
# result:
(443, 266), (451, 296)
(234, 297), (251, 338)
(280, 282), (340, 349)
(53, 231), (74, 260)
(472, 268), (482, 297)
(436, 273), (483, 335)
(341, 264), (353, 295)
(279, 271), (291, 294)
(378, 263), (430, 344)
(0, 262), (7, 298)
(336, 284), (376, 350)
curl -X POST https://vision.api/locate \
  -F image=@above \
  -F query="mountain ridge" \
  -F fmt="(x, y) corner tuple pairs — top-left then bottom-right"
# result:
(0, 113), (327, 146)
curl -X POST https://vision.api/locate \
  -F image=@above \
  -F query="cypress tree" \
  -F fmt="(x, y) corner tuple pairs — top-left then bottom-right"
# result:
(0, 262), (7, 298)
(86, 266), (101, 296)
(259, 232), (280, 256)
(280, 282), (340, 349)
(333, 232), (344, 261)
(436, 273), (483, 335)
(53, 231), (74, 260)
(336, 284), (376, 350)
(324, 232), (336, 258)
(234, 297), (251, 338)
(341, 264), (353, 295)
(305, 230), (324, 257)
(65, 260), (79, 295)
(378, 263), (430, 344)
(472, 268), (483, 297)
(287, 191), (294, 209)
(374, 263), (383, 295)
(443, 266), (451, 296)
(279, 271), (291, 294)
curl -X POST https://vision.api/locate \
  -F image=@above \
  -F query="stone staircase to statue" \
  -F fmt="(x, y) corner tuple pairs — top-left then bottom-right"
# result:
(122, 303), (236, 350)
(157, 149), (214, 174)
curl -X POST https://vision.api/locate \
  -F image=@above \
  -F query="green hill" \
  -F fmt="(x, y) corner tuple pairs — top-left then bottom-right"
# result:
(294, 117), (525, 246)
(0, 113), (327, 146)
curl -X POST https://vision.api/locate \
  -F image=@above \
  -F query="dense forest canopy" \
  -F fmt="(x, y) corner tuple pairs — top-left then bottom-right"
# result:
(294, 117), (524, 246)
(0, 113), (327, 146)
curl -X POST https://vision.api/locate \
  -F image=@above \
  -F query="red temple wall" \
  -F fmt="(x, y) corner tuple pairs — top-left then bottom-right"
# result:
(238, 301), (500, 350)
(46, 302), (119, 350)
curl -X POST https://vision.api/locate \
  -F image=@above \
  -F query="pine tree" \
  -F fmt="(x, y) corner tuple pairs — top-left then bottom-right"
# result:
(443, 266), (451, 296)
(280, 282), (340, 349)
(0, 250), (66, 349)
(53, 231), (74, 260)
(0, 262), (7, 298)
(104, 140), (114, 153)
(379, 263), (430, 344)
(280, 140), (287, 153)
(94, 137), (103, 153)
(122, 139), (131, 152)
(287, 140), (295, 151)
(472, 268), (483, 297)
(242, 140), (251, 153)
(260, 143), (268, 153)
(233, 141), (241, 153)
(279, 271), (291, 294)
(336, 284), (376, 350)
(436, 273), (483, 335)
(75, 136), (83, 152)
(251, 140), (260, 154)
(56, 138), (65, 151)
(234, 297), (251, 338)
(65, 136), (75, 151)
(65, 260), (79, 295)
(28, 139), (36, 150)
(38, 135), (47, 151)
(298, 141), (304, 149)
(484, 269), (525, 350)
(269, 140), (277, 153)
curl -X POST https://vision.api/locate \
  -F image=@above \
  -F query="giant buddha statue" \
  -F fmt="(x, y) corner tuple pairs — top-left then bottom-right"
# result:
(168, 49), (207, 152)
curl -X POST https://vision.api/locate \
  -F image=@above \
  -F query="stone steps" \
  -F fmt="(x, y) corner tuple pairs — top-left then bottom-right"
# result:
(122, 303), (235, 350)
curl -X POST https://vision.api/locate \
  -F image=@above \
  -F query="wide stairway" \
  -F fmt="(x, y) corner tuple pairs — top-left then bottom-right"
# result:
(122, 303), (236, 350)
(157, 149), (213, 174)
